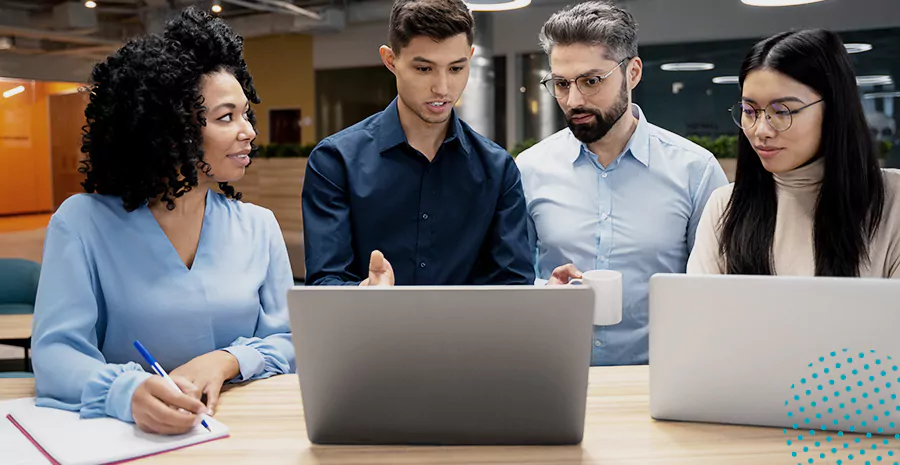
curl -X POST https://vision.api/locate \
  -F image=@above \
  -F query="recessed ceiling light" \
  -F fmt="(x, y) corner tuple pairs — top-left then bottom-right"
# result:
(211, 3), (222, 13)
(864, 91), (900, 99)
(84, 0), (97, 8)
(3, 85), (25, 98)
(857, 75), (894, 86)
(741, 0), (826, 6)
(712, 76), (740, 85)
(465, 0), (531, 12)
(661, 62), (715, 72)
(845, 43), (873, 54)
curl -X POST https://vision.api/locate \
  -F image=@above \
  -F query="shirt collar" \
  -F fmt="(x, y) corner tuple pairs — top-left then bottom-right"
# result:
(376, 97), (472, 156)
(376, 98), (407, 153)
(570, 104), (651, 167)
(445, 110), (472, 156)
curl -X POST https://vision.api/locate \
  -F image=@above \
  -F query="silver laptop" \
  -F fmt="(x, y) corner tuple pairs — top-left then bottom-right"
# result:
(649, 273), (900, 434)
(287, 285), (594, 445)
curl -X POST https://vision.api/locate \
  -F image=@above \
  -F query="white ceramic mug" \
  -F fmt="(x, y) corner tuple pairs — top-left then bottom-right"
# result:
(570, 270), (623, 326)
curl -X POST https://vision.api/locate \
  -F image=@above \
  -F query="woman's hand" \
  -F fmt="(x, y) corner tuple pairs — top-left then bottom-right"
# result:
(170, 350), (241, 415)
(132, 376), (208, 435)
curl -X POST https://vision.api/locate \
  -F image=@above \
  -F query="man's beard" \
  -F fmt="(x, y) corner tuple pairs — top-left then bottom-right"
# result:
(565, 80), (629, 144)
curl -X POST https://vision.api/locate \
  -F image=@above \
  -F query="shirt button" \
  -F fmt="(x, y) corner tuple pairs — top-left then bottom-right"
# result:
(420, 262), (427, 268)
(594, 340), (602, 347)
(601, 172), (608, 178)
(422, 213), (429, 220)
(601, 213), (609, 220)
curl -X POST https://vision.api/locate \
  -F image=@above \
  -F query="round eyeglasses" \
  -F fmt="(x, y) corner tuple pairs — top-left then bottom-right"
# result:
(540, 58), (629, 98)
(730, 99), (824, 132)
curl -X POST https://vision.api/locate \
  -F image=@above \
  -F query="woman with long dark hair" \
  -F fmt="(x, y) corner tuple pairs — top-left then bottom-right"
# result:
(688, 29), (900, 277)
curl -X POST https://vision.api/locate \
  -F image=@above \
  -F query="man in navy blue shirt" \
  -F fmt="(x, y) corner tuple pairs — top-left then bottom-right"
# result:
(302, 0), (534, 287)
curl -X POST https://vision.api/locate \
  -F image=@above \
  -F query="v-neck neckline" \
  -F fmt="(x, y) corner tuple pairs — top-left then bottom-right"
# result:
(142, 188), (213, 272)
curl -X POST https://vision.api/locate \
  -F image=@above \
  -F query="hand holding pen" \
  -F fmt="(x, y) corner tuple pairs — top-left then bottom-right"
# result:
(131, 340), (213, 434)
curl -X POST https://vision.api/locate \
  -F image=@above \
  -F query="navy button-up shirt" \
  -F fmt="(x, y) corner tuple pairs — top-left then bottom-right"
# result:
(302, 98), (534, 286)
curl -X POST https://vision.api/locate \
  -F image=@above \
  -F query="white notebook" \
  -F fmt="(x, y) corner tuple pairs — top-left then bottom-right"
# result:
(0, 399), (46, 465)
(3, 398), (229, 465)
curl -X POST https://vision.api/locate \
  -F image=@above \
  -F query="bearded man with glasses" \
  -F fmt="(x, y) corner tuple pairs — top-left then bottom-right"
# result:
(516, 0), (728, 366)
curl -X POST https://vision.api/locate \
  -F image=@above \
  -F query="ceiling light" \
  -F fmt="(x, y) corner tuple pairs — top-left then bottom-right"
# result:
(741, 0), (826, 6)
(211, 3), (222, 13)
(465, 0), (531, 12)
(857, 75), (894, 87)
(0, 37), (12, 51)
(3, 86), (25, 98)
(864, 91), (900, 100)
(84, 0), (97, 8)
(661, 62), (715, 72)
(712, 76), (740, 85)
(845, 43), (873, 54)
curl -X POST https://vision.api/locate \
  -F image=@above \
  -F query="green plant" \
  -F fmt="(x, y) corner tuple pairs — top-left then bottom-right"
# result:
(687, 134), (739, 159)
(254, 143), (317, 158)
(879, 140), (894, 159)
(510, 138), (538, 158)
(688, 135), (896, 159)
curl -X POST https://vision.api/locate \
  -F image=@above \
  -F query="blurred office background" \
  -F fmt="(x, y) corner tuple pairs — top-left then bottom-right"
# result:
(0, 0), (897, 368)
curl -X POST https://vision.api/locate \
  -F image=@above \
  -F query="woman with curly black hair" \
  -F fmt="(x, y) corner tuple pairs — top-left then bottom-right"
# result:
(31, 7), (294, 435)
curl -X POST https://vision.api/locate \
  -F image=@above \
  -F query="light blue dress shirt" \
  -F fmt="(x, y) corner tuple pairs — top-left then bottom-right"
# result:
(516, 104), (728, 366)
(31, 189), (295, 423)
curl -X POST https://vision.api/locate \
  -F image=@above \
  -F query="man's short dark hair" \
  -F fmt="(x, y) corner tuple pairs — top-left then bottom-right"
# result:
(389, 0), (475, 54)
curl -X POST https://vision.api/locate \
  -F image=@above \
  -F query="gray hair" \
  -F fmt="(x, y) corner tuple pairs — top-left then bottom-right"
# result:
(539, 0), (638, 62)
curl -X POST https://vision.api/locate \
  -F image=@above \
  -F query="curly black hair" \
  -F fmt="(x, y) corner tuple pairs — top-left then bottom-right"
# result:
(80, 6), (260, 211)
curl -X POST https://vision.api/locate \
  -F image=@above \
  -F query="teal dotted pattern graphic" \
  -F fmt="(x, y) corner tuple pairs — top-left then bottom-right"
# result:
(786, 349), (900, 465)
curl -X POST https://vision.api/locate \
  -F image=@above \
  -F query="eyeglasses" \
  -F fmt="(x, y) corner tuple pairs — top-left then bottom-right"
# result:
(730, 99), (824, 132)
(540, 58), (629, 98)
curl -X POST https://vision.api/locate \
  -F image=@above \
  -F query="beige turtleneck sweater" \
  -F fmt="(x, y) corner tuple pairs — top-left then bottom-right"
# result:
(687, 158), (900, 278)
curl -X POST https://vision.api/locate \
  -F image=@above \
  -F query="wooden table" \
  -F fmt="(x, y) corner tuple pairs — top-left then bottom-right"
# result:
(0, 314), (32, 340)
(0, 366), (808, 464)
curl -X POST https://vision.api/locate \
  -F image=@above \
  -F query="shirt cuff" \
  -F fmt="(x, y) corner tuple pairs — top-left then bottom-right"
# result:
(221, 345), (264, 382)
(106, 370), (153, 422)
(79, 363), (152, 423)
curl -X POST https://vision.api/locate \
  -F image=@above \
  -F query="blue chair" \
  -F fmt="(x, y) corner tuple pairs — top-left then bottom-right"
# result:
(0, 258), (40, 373)
(0, 258), (41, 315)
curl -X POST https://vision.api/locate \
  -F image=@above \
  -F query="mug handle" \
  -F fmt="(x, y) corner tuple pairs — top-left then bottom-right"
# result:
(569, 278), (584, 285)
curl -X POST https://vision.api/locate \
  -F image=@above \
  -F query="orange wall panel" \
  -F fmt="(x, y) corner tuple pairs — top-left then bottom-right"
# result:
(243, 34), (316, 146)
(0, 80), (84, 215)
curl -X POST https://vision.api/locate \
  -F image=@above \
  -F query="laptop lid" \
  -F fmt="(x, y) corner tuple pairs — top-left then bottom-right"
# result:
(649, 273), (900, 435)
(288, 285), (594, 445)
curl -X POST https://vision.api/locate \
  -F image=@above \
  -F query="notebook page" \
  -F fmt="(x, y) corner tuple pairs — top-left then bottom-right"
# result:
(0, 398), (49, 465)
(8, 398), (228, 465)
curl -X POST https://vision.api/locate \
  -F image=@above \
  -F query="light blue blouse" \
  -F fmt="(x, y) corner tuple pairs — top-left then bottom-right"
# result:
(31, 189), (295, 423)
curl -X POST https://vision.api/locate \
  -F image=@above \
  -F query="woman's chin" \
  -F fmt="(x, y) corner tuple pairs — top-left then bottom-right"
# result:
(758, 155), (789, 175)
(213, 169), (246, 184)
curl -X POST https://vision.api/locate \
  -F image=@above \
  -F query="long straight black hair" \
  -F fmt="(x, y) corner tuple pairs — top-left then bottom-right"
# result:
(720, 29), (885, 276)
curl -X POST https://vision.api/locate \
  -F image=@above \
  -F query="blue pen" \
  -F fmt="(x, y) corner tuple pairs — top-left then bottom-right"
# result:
(133, 340), (212, 432)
